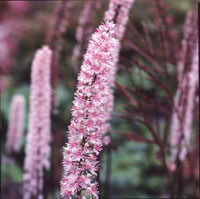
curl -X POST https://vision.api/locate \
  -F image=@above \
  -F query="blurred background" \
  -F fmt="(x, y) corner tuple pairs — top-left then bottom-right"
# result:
(0, 0), (198, 199)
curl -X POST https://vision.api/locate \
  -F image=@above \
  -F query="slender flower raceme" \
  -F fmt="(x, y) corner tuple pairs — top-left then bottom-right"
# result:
(179, 44), (199, 159)
(170, 43), (198, 168)
(6, 94), (25, 153)
(169, 11), (198, 169)
(61, 21), (119, 199)
(23, 46), (52, 199)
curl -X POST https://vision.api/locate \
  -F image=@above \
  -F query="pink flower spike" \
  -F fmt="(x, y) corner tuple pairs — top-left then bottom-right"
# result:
(61, 21), (119, 199)
(23, 46), (52, 199)
(6, 94), (25, 153)
(170, 42), (198, 164)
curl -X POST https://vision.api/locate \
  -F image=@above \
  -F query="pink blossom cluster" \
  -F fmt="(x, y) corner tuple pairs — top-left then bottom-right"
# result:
(23, 46), (52, 199)
(170, 42), (198, 167)
(72, 0), (101, 67)
(6, 94), (25, 153)
(104, 0), (135, 41)
(61, 21), (119, 199)
(170, 10), (198, 168)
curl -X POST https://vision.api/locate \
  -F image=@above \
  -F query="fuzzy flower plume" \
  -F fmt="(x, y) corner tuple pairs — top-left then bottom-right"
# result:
(23, 46), (52, 199)
(104, 0), (135, 41)
(170, 42), (198, 168)
(6, 94), (25, 153)
(61, 21), (119, 199)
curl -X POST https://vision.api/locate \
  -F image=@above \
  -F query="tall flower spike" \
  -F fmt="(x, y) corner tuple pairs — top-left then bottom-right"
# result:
(170, 42), (199, 168)
(61, 21), (119, 199)
(23, 46), (52, 199)
(104, 0), (135, 41)
(6, 94), (25, 153)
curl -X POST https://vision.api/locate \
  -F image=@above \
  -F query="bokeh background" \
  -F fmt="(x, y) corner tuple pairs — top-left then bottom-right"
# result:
(1, 1), (198, 199)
